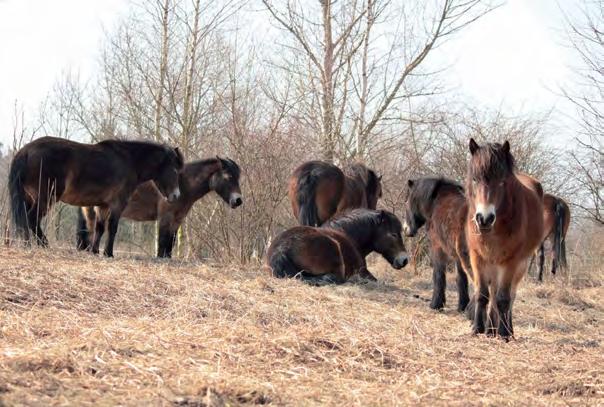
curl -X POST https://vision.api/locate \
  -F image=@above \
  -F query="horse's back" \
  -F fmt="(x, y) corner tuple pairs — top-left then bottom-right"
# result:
(288, 161), (344, 224)
(268, 226), (344, 277)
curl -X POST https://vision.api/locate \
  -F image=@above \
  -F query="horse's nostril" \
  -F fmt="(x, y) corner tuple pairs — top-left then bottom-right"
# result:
(402, 257), (408, 267)
(485, 213), (495, 225)
(235, 197), (242, 206)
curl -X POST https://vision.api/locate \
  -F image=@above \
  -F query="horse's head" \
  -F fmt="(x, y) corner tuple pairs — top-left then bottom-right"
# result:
(467, 138), (515, 232)
(209, 157), (242, 209)
(154, 146), (184, 203)
(372, 210), (409, 269)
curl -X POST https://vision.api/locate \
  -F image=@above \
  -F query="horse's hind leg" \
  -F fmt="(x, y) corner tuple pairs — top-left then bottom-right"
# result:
(26, 204), (48, 247)
(430, 250), (447, 310)
(537, 243), (545, 282)
(456, 261), (470, 312)
(157, 218), (178, 258)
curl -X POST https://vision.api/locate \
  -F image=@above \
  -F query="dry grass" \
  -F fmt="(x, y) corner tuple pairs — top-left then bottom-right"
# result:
(0, 246), (602, 406)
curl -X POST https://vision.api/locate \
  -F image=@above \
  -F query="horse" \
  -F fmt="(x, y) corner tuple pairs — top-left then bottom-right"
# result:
(465, 139), (544, 339)
(403, 177), (471, 312)
(76, 157), (242, 258)
(266, 209), (409, 284)
(288, 161), (382, 226)
(535, 193), (570, 281)
(8, 136), (184, 257)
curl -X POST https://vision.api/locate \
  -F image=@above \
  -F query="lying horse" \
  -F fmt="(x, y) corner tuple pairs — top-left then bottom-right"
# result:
(77, 157), (242, 258)
(9, 136), (183, 257)
(288, 161), (382, 226)
(267, 208), (408, 284)
(465, 139), (544, 339)
(536, 193), (570, 281)
(403, 177), (471, 312)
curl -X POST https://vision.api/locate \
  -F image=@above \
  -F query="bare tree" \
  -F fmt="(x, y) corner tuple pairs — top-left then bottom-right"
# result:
(561, 0), (603, 225)
(262, 0), (496, 162)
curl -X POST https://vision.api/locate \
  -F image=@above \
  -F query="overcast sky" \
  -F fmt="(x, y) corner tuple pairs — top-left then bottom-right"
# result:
(0, 0), (582, 148)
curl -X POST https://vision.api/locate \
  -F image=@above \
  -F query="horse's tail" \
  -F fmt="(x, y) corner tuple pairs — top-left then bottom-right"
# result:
(552, 199), (568, 272)
(8, 151), (30, 241)
(296, 171), (320, 226)
(269, 250), (300, 279)
(76, 207), (90, 250)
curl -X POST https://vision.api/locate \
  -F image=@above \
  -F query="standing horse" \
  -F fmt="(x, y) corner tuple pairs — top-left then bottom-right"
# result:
(465, 139), (544, 339)
(403, 177), (471, 312)
(9, 136), (184, 257)
(267, 209), (408, 284)
(288, 161), (382, 226)
(535, 193), (570, 281)
(77, 157), (242, 258)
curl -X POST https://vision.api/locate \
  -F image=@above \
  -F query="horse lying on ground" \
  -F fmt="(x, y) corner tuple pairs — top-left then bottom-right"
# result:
(403, 177), (471, 312)
(465, 139), (544, 339)
(9, 136), (183, 257)
(77, 157), (242, 258)
(267, 209), (408, 284)
(288, 161), (382, 226)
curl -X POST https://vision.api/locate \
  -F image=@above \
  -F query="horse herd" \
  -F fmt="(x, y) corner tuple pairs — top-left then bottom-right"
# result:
(8, 136), (570, 339)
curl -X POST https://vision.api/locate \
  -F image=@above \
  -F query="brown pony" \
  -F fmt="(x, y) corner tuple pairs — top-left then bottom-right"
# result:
(465, 139), (544, 339)
(288, 161), (382, 226)
(77, 157), (242, 258)
(403, 177), (471, 312)
(8, 136), (184, 257)
(267, 209), (408, 284)
(535, 193), (570, 281)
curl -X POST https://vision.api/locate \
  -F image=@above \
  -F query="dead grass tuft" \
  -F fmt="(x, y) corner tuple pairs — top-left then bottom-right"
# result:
(0, 246), (602, 406)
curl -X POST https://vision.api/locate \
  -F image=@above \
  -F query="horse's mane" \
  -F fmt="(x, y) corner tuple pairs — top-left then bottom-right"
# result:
(323, 208), (400, 244)
(470, 142), (515, 181)
(411, 177), (464, 203)
(186, 157), (241, 180)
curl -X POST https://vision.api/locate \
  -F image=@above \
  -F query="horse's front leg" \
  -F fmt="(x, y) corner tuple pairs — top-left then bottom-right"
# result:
(91, 208), (108, 254)
(472, 277), (489, 335)
(157, 224), (178, 258)
(103, 208), (124, 258)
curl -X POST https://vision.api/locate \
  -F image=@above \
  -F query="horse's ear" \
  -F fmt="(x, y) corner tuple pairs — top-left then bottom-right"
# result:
(502, 140), (510, 153)
(174, 147), (184, 168)
(379, 210), (387, 223)
(407, 179), (414, 189)
(469, 138), (479, 155)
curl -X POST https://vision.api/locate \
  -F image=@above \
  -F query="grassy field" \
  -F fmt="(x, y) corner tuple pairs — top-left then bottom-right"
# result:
(0, 246), (602, 406)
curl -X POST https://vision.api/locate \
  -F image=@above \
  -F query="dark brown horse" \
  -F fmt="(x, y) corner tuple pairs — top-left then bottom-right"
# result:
(465, 139), (544, 339)
(77, 157), (241, 258)
(403, 177), (471, 312)
(9, 136), (184, 257)
(288, 161), (382, 226)
(535, 193), (570, 281)
(267, 209), (408, 284)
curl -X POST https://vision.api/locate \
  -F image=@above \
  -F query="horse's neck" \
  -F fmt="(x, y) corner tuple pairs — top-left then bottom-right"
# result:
(117, 142), (163, 181)
(182, 160), (220, 200)
(341, 225), (373, 257)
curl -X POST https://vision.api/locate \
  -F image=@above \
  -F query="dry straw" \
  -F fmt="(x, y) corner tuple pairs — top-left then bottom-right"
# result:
(0, 246), (602, 406)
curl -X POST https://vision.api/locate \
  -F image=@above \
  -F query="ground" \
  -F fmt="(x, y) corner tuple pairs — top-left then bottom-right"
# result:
(0, 247), (602, 406)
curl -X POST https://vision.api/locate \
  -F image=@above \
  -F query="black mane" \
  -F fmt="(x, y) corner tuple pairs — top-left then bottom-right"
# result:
(323, 208), (401, 254)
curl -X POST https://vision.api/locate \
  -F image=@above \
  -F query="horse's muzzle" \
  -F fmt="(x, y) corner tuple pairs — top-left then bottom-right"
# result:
(229, 193), (243, 208)
(167, 188), (181, 203)
(392, 254), (409, 269)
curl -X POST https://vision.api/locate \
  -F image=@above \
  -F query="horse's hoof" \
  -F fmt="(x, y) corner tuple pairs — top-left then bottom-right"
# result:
(430, 301), (444, 311)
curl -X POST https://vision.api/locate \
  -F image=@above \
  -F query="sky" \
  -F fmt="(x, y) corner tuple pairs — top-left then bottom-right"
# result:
(0, 0), (583, 148)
